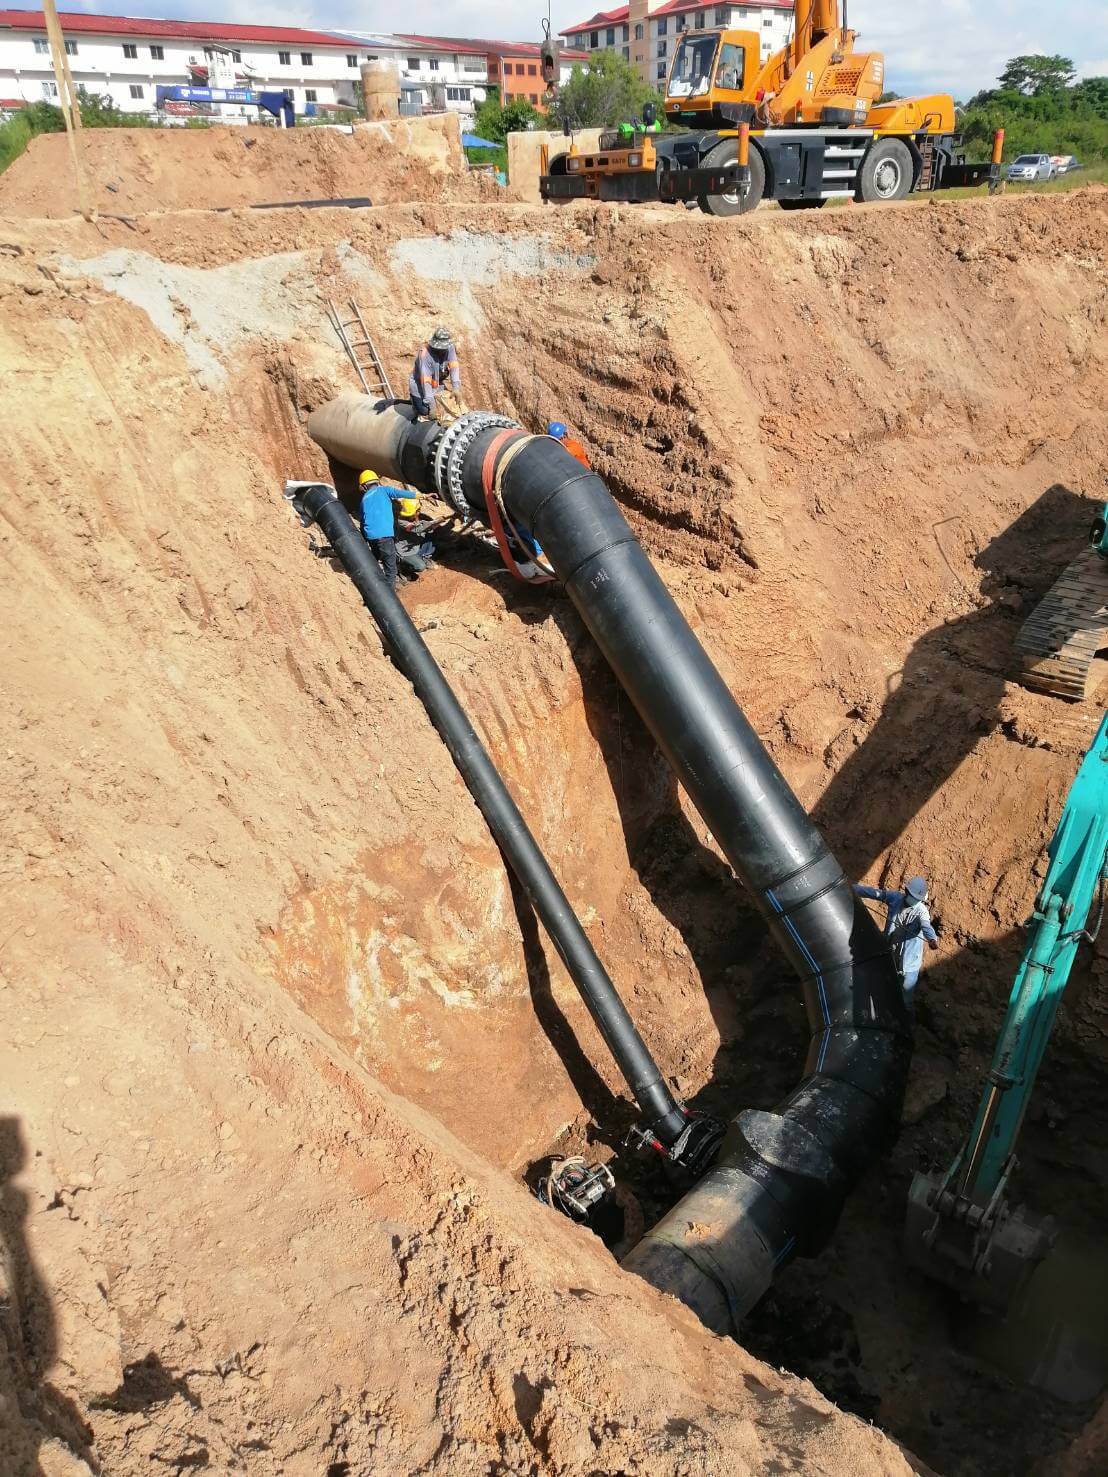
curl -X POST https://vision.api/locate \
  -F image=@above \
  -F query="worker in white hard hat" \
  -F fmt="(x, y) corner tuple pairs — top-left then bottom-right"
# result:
(410, 326), (468, 422)
(853, 875), (939, 1009)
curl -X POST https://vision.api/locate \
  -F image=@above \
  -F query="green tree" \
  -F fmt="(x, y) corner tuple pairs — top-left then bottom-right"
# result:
(1073, 76), (1108, 118)
(76, 86), (152, 127)
(472, 92), (541, 143)
(549, 50), (662, 129)
(0, 98), (64, 174)
(998, 54), (1076, 96)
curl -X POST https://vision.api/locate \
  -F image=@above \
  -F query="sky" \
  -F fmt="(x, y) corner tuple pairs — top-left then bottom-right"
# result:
(56, 0), (1108, 100)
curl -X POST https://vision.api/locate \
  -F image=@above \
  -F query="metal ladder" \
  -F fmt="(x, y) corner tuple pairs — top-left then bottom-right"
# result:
(326, 298), (394, 400)
(918, 139), (936, 191)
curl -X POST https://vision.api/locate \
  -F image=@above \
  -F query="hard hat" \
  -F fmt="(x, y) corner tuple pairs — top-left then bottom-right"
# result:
(547, 421), (568, 439)
(906, 876), (928, 902)
(398, 496), (420, 518)
(429, 326), (453, 350)
(359, 469), (380, 487)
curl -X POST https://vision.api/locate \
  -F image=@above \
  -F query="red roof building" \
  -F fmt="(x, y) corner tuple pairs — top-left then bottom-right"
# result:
(0, 10), (360, 47)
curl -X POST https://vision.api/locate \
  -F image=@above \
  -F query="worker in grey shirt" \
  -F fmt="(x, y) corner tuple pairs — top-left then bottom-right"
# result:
(409, 327), (467, 420)
(853, 875), (939, 1006)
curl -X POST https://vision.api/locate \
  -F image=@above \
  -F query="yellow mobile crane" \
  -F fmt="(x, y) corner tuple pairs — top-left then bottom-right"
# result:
(541, 0), (994, 215)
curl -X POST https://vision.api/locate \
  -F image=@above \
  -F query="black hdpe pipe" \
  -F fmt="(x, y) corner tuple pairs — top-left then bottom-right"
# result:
(292, 483), (688, 1149)
(305, 396), (913, 1332)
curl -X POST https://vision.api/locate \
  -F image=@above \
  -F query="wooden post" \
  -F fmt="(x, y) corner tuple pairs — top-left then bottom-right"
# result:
(989, 127), (1005, 196)
(42, 0), (95, 222)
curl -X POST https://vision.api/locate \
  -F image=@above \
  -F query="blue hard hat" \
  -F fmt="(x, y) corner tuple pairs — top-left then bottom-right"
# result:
(906, 876), (928, 901)
(547, 421), (568, 439)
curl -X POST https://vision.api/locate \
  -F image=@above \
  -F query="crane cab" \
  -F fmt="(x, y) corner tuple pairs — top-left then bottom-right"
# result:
(664, 29), (760, 129)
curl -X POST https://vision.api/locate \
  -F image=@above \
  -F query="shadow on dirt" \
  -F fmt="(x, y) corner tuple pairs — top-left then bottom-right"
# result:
(815, 483), (1100, 878)
(0, 1115), (98, 1475)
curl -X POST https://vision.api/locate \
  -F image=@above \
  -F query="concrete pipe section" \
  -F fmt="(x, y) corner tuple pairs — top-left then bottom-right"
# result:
(306, 393), (912, 1332)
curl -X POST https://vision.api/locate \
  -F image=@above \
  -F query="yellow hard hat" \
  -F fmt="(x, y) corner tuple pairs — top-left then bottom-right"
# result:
(359, 469), (380, 487)
(398, 496), (420, 518)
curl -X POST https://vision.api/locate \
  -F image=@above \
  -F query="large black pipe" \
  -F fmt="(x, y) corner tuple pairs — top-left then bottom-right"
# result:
(294, 483), (688, 1148)
(304, 400), (912, 1330)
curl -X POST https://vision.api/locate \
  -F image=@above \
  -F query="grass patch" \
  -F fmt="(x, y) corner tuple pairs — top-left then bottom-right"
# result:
(939, 160), (1108, 202)
(465, 144), (507, 176)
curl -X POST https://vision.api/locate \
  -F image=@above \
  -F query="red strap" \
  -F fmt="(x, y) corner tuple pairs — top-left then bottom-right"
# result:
(480, 431), (555, 584)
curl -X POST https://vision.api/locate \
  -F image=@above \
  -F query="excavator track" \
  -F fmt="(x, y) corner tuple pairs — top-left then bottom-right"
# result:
(1015, 548), (1108, 701)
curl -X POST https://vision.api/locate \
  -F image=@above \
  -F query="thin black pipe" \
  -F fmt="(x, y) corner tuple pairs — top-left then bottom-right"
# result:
(295, 484), (688, 1147)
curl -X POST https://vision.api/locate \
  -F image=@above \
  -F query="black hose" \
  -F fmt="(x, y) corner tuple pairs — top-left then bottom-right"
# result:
(464, 434), (911, 1326)
(303, 404), (913, 1331)
(295, 484), (688, 1147)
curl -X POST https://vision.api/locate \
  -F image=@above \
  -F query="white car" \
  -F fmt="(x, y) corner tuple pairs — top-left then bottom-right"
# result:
(1007, 154), (1056, 183)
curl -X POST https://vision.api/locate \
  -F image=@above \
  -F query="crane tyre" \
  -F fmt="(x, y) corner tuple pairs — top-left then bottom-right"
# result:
(698, 139), (764, 217)
(856, 138), (913, 203)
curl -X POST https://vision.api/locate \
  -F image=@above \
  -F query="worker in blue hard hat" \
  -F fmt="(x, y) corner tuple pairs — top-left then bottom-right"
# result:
(853, 874), (939, 1009)
(546, 420), (591, 469)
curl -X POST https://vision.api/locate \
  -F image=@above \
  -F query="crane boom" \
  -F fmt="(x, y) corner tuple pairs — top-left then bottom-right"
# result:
(904, 713), (1108, 1310)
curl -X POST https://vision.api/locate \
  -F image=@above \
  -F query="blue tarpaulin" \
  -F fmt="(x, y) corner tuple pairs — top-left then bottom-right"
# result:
(462, 132), (499, 149)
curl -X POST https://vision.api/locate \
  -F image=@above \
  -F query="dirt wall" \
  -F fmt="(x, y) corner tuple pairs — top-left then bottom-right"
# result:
(2, 188), (1107, 1474)
(0, 111), (483, 218)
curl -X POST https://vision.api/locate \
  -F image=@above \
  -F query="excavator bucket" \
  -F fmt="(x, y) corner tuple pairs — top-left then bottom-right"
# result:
(903, 1168), (1055, 1312)
(1014, 545), (1108, 701)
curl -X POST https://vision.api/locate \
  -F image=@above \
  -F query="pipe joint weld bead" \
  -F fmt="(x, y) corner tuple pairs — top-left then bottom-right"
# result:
(722, 1109), (848, 1255)
(778, 1071), (902, 1186)
(806, 1026), (913, 1101)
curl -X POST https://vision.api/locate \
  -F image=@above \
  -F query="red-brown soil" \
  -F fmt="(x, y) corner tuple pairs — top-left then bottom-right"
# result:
(1, 177), (1106, 1475)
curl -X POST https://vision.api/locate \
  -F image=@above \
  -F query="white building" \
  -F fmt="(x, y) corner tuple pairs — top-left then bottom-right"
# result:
(0, 11), (591, 126)
(341, 33), (588, 119)
(560, 2), (793, 88)
(0, 10), (385, 118)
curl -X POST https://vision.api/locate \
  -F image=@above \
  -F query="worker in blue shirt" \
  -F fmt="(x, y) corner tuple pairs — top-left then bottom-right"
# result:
(853, 875), (939, 1007)
(359, 469), (408, 589)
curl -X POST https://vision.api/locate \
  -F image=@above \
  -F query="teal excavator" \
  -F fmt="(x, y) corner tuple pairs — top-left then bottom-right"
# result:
(905, 713), (1108, 1310)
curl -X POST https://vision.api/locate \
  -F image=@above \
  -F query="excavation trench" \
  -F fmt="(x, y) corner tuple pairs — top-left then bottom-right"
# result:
(4, 190), (1108, 1476)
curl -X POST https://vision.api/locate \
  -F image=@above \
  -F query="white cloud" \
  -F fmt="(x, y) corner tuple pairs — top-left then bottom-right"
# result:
(58, 0), (1108, 97)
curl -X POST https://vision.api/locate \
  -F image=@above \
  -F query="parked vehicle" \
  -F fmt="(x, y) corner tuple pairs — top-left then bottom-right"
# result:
(1051, 155), (1084, 174)
(1007, 154), (1056, 183)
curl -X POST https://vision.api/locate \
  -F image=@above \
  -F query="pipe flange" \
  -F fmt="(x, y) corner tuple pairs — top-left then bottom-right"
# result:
(436, 411), (520, 515)
(432, 414), (471, 506)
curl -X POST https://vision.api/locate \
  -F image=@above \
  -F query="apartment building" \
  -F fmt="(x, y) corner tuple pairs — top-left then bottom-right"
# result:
(0, 13), (590, 123)
(0, 10), (374, 117)
(385, 34), (589, 114)
(560, 1), (794, 87)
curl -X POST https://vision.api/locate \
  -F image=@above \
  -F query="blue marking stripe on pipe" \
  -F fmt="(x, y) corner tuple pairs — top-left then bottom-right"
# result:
(767, 889), (831, 1027)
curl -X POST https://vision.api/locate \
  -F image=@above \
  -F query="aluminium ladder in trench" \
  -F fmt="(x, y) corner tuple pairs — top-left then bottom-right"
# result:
(326, 298), (395, 401)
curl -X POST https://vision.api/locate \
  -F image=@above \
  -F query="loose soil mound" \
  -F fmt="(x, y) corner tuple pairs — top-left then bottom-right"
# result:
(1, 189), (1106, 1475)
(0, 112), (491, 218)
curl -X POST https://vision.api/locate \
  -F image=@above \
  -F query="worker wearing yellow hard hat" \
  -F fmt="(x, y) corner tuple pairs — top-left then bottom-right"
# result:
(395, 491), (439, 581)
(357, 467), (408, 588)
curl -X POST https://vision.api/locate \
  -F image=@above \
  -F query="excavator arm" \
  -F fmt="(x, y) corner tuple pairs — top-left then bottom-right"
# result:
(904, 713), (1108, 1310)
